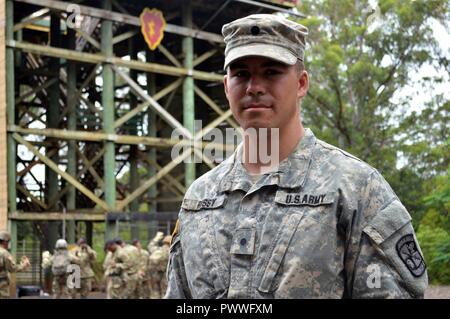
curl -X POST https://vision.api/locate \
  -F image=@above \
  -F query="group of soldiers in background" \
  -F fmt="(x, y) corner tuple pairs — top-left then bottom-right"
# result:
(42, 237), (97, 299)
(1, 228), (171, 299)
(103, 232), (172, 299)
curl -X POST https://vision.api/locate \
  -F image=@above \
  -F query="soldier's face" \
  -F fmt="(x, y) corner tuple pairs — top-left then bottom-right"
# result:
(224, 56), (308, 130)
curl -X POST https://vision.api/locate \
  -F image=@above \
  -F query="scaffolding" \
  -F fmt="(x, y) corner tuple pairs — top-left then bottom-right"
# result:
(0, 0), (302, 289)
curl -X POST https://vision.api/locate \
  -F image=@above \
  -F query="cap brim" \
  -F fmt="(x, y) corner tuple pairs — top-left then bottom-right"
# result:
(224, 43), (297, 70)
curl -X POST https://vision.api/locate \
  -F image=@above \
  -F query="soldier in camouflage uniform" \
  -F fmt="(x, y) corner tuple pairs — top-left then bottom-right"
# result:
(132, 239), (150, 299)
(105, 239), (140, 299)
(71, 238), (97, 299)
(149, 235), (171, 299)
(0, 230), (30, 299)
(165, 14), (428, 299)
(42, 239), (80, 299)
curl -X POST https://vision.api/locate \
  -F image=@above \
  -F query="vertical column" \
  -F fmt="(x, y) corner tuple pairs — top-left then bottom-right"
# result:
(5, 0), (16, 251)
(129, 37), (139, 240)
(66, 28), (76, 243)
(182, 0), (196, 188)
(146, 50), (157, 240)
(46, 13), (61, 250)
(0, 0), (9, 230)
(5, 0), (16, 297)
(101, 0), (115, 240)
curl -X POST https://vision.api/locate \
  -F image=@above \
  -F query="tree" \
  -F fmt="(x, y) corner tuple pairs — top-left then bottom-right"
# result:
(297, 0), (449, 172)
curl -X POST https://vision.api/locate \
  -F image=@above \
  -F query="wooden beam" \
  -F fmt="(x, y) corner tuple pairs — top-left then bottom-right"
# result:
(16, 184), (48, 210)
(13, 8), (50, 32)
(117, 148), (192, 210)
(114, 77), (183, 129)
(12, 133), (110, 211)
(193, 49), (218, 67)
(76, 145), (104, 188)
(47, 146), (106, 209)
(8, 40), (224, 82)
(112, 29), (138, 45)
(194, 84), (239, 129)
(10, 125), (235, 152)
(15, 78), (57, 105)
(9, 211), (105, 221)
(15, 0), (224, 43)
(158, 44), (182, 68)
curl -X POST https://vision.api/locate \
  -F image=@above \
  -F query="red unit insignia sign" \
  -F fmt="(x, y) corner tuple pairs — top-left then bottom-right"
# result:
(140, 8), (166, 51)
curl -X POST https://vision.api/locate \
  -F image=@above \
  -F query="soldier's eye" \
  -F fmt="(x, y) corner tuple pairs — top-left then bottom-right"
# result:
(233, 70), (249, 78)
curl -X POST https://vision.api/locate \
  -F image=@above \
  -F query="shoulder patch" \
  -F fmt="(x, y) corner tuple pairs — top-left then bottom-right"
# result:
(396, 234), (426, 277)
(171, 219), (180, 246)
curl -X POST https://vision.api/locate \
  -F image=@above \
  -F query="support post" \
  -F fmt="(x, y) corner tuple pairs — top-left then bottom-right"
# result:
(129, 37), (139, 240)
(5, 0), (17, 297)
(146, 50), (158, 240)
(66, 27), (76, 243)
(182, 0), (195, 188)
(102, 0), (116, 240)
(46, 13), (61, 250)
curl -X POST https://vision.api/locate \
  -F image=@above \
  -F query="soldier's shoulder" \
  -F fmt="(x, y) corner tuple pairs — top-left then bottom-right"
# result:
(314, 138), (376, 178)
(184, 154), (234, 199)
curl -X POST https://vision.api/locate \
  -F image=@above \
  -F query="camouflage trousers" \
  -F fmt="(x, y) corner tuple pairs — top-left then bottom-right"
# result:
(70, 277), (92, 299)
(109, 273), (139, 299)
(149, 271), (167, 299)
(0, 279), (10, 299)
(52, 275), (69, 299)
(137, 276), (150, 299)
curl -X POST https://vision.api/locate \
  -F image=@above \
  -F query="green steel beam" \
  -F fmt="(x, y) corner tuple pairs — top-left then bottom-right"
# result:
(182, 1), (196, 188)
(102, 0), (116, 240)
(146, 49), (158, 240)
(129, 37), (139, 239)
(46, 13), (61, 250)
(66, 27), (76, 243)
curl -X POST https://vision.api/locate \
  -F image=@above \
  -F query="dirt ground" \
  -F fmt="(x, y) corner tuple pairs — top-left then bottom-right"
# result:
(424, 285), (450, 299)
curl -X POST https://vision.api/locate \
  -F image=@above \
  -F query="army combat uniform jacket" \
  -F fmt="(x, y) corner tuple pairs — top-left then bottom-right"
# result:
(0, 247), (27, 298)
(166, 129), (428, 299)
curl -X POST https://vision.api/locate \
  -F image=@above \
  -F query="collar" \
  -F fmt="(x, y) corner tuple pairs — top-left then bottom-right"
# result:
(218, 128), (316, 192)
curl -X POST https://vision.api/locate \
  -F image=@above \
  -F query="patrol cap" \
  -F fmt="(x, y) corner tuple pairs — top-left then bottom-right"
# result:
(0, 230), (11, 242)
(222, 14), (308, 70)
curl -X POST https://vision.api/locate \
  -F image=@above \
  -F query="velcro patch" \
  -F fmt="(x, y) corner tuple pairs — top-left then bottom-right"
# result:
(275, 190), (334, 206)
(396, 234), (426, 277)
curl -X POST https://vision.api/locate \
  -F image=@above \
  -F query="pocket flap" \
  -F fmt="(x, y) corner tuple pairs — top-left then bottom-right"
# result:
(363, 200), (412, 245)
(181, 195), (226, 211)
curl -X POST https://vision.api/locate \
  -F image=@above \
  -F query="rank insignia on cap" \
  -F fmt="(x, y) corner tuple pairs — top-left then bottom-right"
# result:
(396, 234), (426, 277)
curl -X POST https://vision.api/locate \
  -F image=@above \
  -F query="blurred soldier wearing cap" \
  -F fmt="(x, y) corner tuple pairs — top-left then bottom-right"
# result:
(71, 237), (97, 299)
(165, 14), (428, 299)
(0, 230), (30, 298)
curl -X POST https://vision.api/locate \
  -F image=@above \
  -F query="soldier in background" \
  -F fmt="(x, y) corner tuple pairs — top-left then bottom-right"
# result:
(104, 239), (140, 299)
(71, 238), (97, 299)
(103, 240), (119, 299)
(148, 234), (171, 299)
(147, 231), (164, 255)
(132, 239), (150, 299)
(0, 230), (30, 299)
(42, 239), (80, 299)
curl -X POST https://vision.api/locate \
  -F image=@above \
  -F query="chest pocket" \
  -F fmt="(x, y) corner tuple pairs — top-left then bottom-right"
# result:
(180, 195), (229, 297)
(181, 195), (227, 211)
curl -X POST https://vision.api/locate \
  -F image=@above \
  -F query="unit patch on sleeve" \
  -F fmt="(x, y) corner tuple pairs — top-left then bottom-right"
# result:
(396, 234), (426, 277)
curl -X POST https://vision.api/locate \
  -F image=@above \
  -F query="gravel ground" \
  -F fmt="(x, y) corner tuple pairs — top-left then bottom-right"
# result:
(424, 285), (450, 299)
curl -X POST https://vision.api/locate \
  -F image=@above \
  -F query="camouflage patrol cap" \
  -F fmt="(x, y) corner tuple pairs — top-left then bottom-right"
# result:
(222, 14), (308, 70)
(0, 230), (11, 242)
